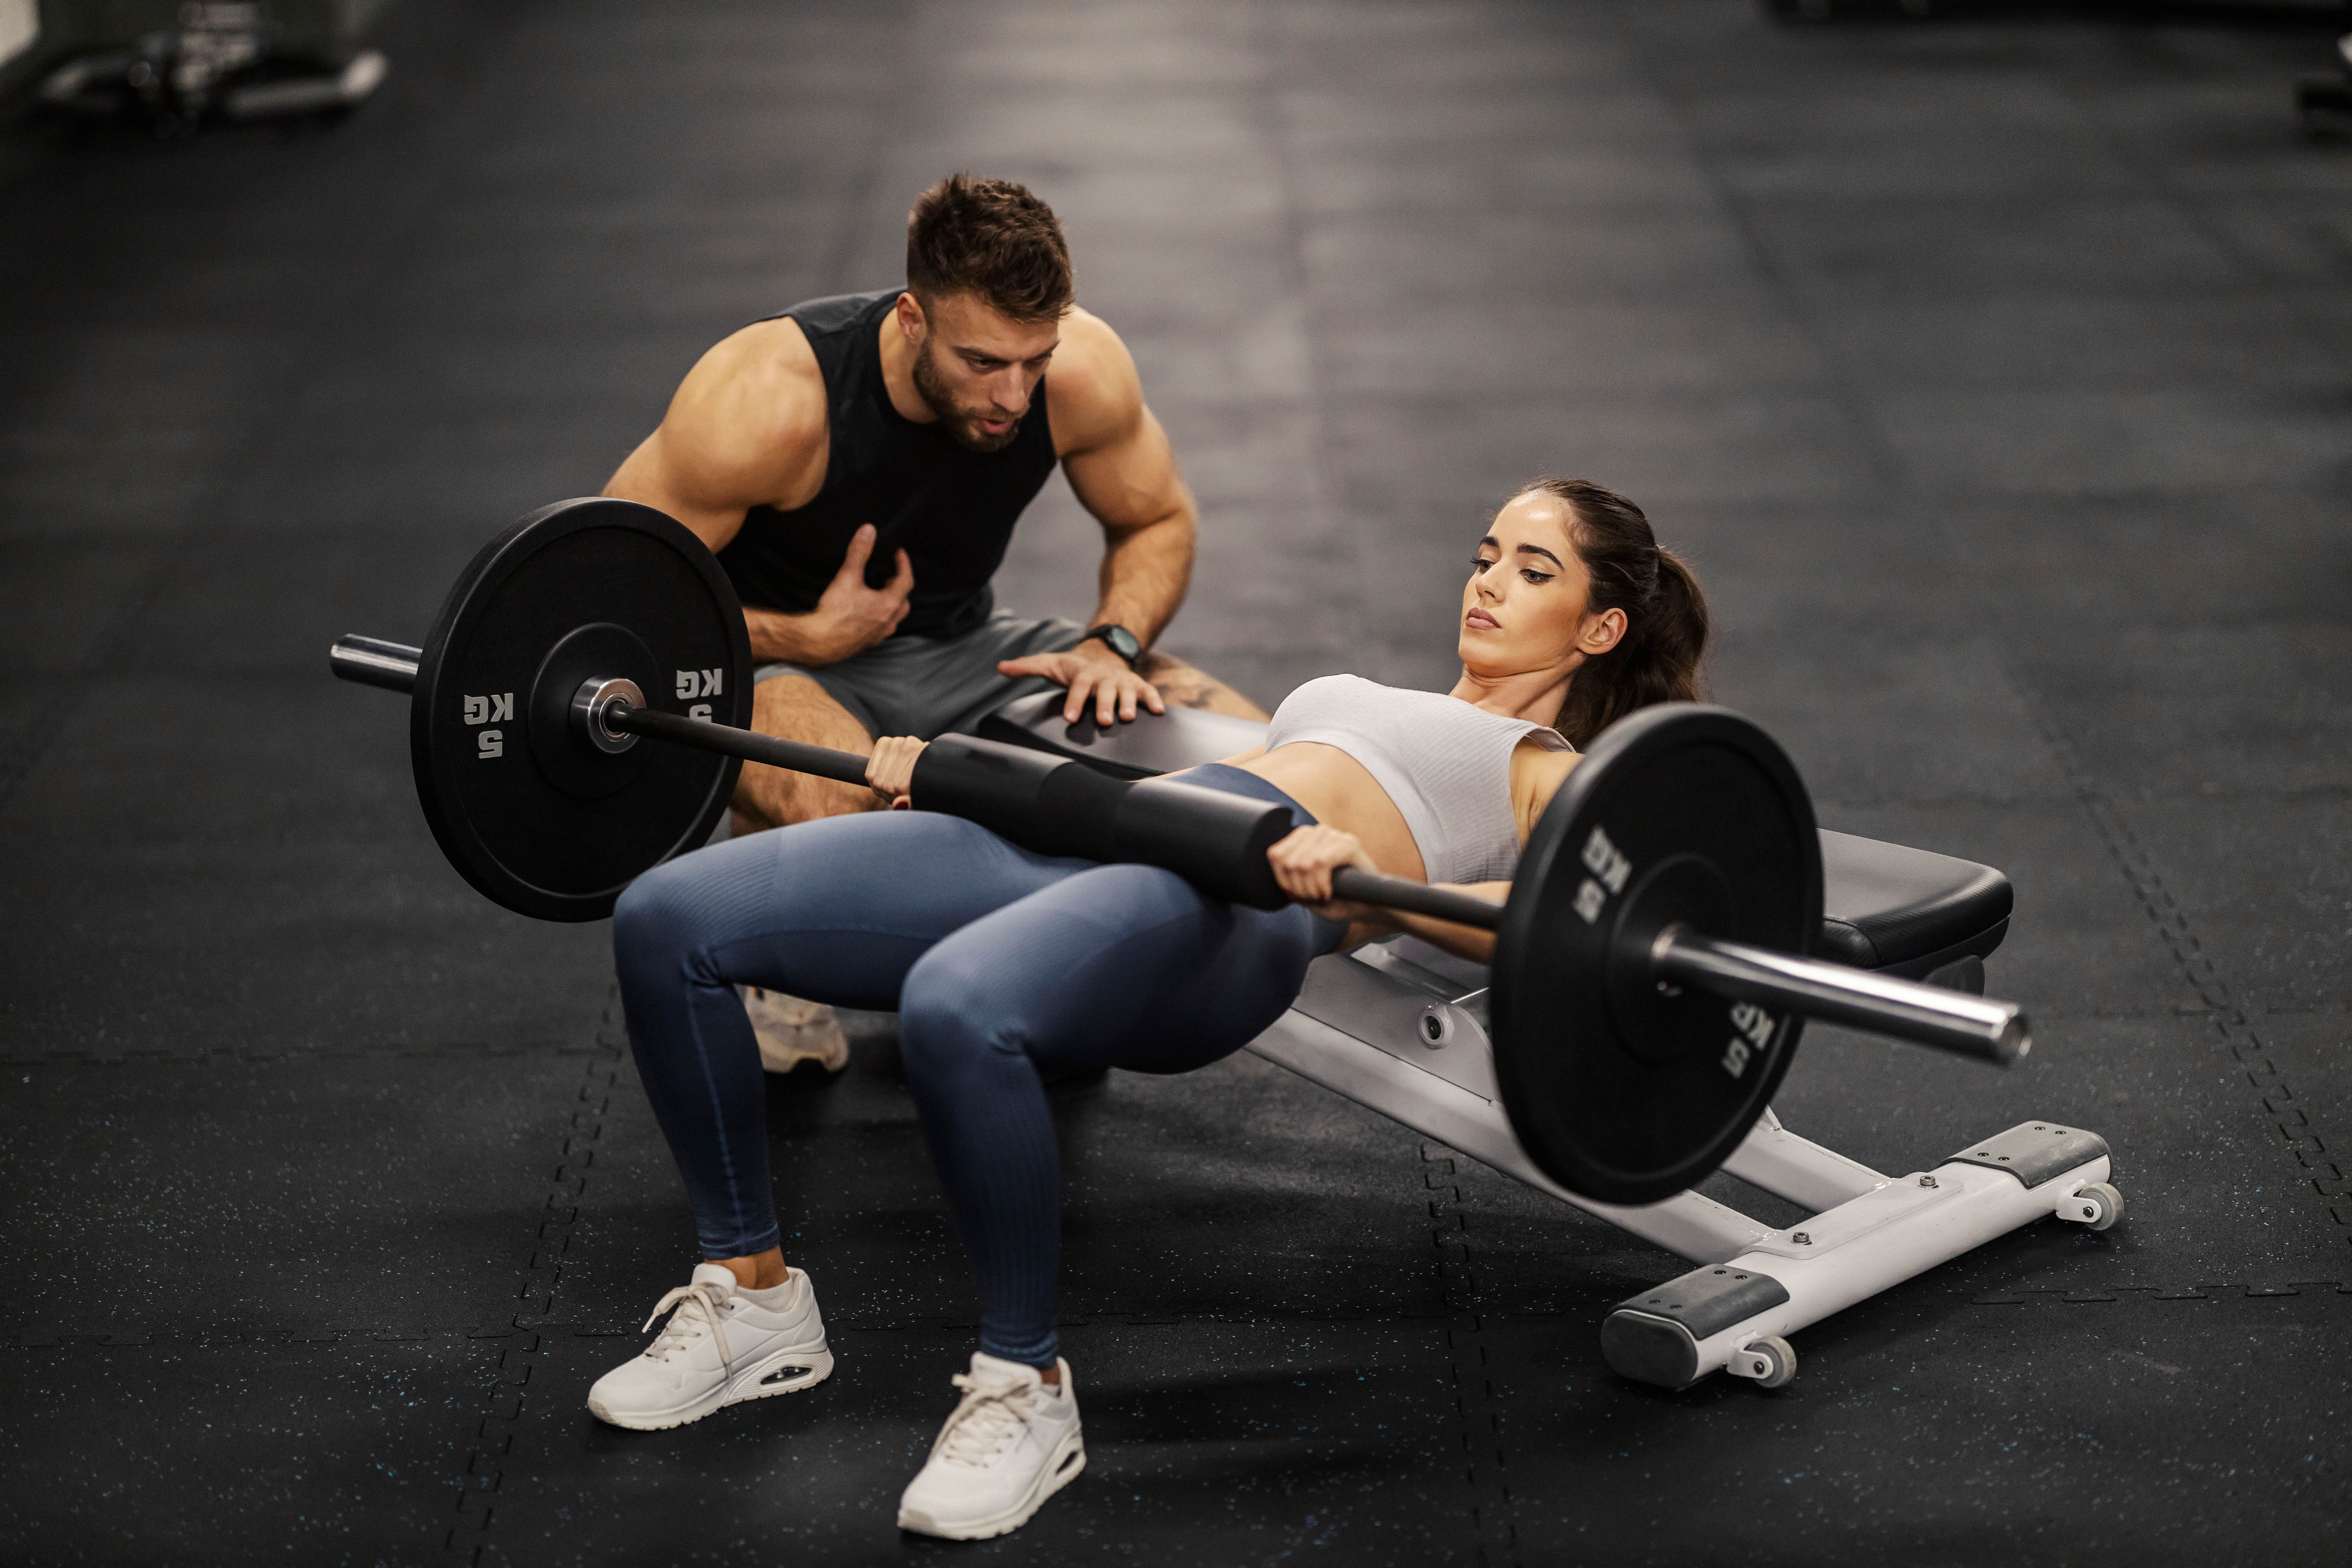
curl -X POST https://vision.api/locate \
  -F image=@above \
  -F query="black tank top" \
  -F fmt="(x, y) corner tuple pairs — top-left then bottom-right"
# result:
(717, 289), (1059, 641)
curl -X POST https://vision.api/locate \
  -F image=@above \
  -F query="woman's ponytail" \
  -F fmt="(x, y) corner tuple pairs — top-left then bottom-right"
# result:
(1520, 478), (1710, 748)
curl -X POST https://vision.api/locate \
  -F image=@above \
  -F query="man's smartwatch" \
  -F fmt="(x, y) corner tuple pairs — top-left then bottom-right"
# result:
(1079, 624), (1144, 671)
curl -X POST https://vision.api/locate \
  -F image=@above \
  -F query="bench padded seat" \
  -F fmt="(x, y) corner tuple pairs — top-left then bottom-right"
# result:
(978, 693), (2011, 978)
(1815, 830), (2010, 979)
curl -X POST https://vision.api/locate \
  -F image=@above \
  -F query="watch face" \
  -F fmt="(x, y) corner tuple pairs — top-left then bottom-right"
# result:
(1105, 626), (1141, 662)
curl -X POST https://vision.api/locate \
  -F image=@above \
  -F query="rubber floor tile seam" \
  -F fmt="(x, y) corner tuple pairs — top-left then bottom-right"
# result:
(1425, 1142), (1520, 1568)
(2017, 691), (2352, 1255)
(442, 991), (624, 1564)
(1968, 1281), (2352, 1308)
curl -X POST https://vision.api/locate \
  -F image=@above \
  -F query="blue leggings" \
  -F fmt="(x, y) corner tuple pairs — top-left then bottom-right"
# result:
(610, 765), (1344, 1366)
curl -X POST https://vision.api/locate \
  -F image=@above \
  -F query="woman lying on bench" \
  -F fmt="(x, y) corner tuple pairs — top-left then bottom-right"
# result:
(596, 476), (1711, 1539)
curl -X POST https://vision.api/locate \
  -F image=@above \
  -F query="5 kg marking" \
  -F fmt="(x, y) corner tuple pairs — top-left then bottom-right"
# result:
(678, 670), (722, 723)
(1722, 1001), (1775, 1079)
(1572, 825), (1634, 924)
(464, 693), (513, 760)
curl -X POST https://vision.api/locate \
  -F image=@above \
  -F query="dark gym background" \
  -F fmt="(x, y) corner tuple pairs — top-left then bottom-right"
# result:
(4, 2), (2348, 1563)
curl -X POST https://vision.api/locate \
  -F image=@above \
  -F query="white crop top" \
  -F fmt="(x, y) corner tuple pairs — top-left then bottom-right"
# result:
(1260, 674), (1572, 885)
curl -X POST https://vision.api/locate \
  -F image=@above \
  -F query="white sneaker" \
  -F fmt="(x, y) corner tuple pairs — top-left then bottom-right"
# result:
(740, 986), (850, 1074)
(896, 1352), (1086, 1540)
(586, 1263), (833, 1431)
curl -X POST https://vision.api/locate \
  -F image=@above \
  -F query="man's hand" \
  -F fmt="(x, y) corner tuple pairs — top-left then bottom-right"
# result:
(998, 640), (1167, 727)
(783, 524), (913, 665)
(864, 735), (928, 808)
(1266, 825), (1393, 926)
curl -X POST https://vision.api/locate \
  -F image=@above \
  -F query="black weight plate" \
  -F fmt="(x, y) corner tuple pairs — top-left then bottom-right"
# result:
(410, 498), (753, 922)
(1491, 705), (1821, 1205)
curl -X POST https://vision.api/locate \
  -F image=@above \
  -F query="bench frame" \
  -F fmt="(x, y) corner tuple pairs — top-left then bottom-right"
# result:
(1253, 950), (2113, 1388)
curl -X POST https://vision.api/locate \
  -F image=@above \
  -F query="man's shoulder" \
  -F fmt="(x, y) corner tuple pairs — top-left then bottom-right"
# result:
(662, 317), (830, 503)
(699, 314), (824, 399)
(778, 287), (900, 340)
(1045, 307), (1143, 452)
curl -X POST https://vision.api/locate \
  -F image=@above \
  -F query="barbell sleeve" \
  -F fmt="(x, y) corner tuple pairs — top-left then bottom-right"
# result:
(1328, 867), (1503, 930)
(329, 635), (421, 694)
(1651, 924), (2030, 1066)
(601, 700), (873, 788)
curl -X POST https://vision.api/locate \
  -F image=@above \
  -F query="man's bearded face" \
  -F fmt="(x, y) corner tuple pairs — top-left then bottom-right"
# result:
(903, 291), (1059, 454)
(910, 334), (1027, 453)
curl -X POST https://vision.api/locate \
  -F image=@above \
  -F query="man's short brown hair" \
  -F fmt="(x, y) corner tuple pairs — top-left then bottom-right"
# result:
(905, 174), (1074, 323)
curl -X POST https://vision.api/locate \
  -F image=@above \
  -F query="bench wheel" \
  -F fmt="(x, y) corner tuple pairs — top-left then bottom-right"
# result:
(2064, 1181), (2123, 1232)
(1730, 1335), (1796, 1389)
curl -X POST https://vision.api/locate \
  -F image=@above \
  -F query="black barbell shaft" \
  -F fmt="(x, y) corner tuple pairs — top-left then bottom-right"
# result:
(330, 635), (421, 694)
(603, 700), (872, 787)
(1330, 866), (1502, 930)
(1652, 925), (2030, 1066)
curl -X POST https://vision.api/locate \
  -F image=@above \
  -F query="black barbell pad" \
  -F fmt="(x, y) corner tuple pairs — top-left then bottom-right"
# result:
(912, 737), (1292, 908)
(909, 734), (1068, 845)
(1034, 751), (1128, 860)
(1112, 777), (1291, 910)
(915, 736), (1124, 860)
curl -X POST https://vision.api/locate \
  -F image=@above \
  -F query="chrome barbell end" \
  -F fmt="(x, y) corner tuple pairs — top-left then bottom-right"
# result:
(571, 677), (644, 755)
(328, 634), (421, 694)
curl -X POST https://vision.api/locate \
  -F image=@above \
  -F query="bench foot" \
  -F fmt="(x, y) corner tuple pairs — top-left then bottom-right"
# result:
(1603, 1120), (2114, 1390)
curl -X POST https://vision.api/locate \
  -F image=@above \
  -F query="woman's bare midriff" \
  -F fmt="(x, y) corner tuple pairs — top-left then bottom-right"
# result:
(1234, 742), (1426, 883)
(1220, 734), (1577, 959)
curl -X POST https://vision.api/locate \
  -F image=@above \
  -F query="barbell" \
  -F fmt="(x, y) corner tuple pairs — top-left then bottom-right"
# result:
(333, 497), (2030, 1204)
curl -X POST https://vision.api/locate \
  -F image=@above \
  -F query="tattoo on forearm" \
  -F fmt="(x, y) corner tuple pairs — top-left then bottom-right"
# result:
(1143, 664), (1220, 709)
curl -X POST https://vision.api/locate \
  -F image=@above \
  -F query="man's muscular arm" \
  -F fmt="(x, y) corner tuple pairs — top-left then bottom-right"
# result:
(995, 309), (1202, 723)
(1050, 310), (1196, 644)
(603, 319), (912, 666)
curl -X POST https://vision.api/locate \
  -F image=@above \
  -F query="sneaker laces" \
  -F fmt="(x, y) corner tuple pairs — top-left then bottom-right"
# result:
(640, 1280), (734, 1367)
(933, 1368), (1039, 1469)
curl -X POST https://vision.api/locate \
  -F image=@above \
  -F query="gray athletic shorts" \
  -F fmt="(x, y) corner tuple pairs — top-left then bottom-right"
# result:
(752, 610), (1088, 741)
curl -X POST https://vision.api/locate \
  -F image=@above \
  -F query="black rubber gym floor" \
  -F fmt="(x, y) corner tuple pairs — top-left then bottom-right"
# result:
(4, 2), (2348, 1563)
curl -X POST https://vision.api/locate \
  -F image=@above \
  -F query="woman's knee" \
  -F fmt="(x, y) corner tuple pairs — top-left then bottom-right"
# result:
(612, 857), (724, 979)
(897, 947), (1030, 1080)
